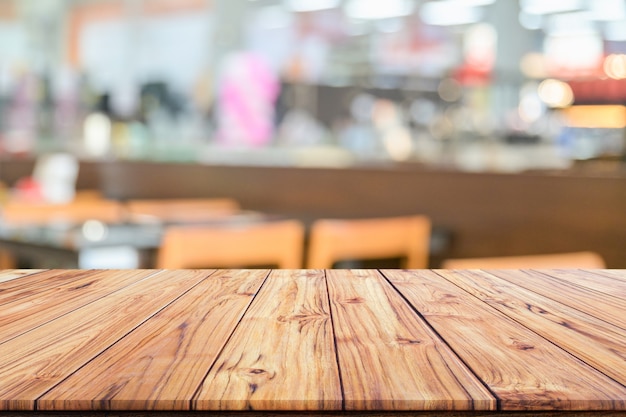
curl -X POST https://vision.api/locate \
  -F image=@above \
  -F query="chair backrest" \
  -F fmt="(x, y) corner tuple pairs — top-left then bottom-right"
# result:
(441, 251), (606, 269)
(306, 215), (431, 269)
(124, 198), (241, 223)
(0, 200), (124, 225)
(156, 219), (305, 269)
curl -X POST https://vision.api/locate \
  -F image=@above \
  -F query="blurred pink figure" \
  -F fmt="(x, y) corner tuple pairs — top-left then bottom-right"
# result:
(216, 52), (280, 147)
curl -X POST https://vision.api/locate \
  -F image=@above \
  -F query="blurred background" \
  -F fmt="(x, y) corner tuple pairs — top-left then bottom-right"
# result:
(0, 0), (625, 170)
(1, 0), (626, 269)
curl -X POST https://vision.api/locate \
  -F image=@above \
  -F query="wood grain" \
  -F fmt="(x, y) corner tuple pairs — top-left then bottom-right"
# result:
(593, 269), (626, 283)
(435, 269), (626, 386)
(0, 270), (88, 305)
(193, 269), (342, 411)
(38, 269), (267, 411)
(1, 268), (626, 415)
(0, 269), (159, 343)
(383, 269), (626, 411)
(0, 269), (212, 411)
(537, 269), (626, 301)
(325, 269), (494, 411)
(0, 270), (45, 284)
(488, 269), (626, 330)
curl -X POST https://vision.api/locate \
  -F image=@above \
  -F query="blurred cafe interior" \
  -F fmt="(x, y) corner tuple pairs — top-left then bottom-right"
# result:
(0, 0), (625, 269)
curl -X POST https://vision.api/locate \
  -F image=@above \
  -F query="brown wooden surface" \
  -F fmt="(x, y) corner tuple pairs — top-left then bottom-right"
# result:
(486, 269), (626, 331)
(39, 269), (267, 411)
(384, 269), (626, 411)
(433, 269), (626, 388)
(0, 269), (159, 343)
(0, 269), (44, 284)
(194, 269), (341, 411)
(0, 269), (625, 415)
(0, 270), (212, 410)
(325, 269), (493, 411)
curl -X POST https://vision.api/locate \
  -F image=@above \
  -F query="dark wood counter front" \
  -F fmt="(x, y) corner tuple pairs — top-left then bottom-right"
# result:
(0, 268), (624, 415)
(97, 160), (626, 268)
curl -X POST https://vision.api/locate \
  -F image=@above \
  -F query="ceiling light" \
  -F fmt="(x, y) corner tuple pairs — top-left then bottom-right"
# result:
(462, 0), (495, 5)
(544, 33), (603, 73)
(545, 11), (597, 36)
(285, 0), (340, 12)
(344, 0), (414, 20)
(520, 0), (583, 15)
(420, 1), (483, 26)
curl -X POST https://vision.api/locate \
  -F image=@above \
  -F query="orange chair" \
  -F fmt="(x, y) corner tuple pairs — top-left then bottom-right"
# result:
(156, 219), (305, 269)
(441, 251), (606, 269)
(306, 215), (431, 269)
(124, 198), (241, 223)
(0, 199), (124, 225)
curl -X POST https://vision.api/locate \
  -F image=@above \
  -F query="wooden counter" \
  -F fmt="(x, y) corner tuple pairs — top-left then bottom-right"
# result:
(0, 268), (624, 415)
(95, 160), (626, 269)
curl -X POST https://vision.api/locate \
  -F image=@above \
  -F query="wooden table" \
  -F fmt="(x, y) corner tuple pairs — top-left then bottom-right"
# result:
(0, 268), (625, 416)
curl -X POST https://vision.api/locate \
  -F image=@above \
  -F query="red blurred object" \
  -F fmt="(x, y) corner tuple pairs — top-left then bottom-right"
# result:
(13, 176), (44, 203)
(453, 62), (492, 86)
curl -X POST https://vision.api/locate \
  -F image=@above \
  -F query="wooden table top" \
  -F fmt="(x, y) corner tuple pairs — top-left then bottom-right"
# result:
(0, 268), (625, 416)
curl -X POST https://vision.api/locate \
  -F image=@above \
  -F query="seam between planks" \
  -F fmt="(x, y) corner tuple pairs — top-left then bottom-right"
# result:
(379, 269), (501, 411)
(189, 269), (273, 411)
(323, 269), (346, 411)
(0, 269), (167, 347)
(434, 269), (626, 391)
(33, 269), (219, 411)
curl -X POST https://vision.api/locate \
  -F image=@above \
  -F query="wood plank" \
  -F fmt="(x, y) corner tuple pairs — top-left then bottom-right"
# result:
(326, 269), (495, 411)
(193, 269), (342, 411)
(0, 269), (91, 305)
(596, 269), (626, 281)
(38, 269), (268, 411)
(384, 269), (626, 412)
(550, 269), (626, 300)
(0, 269), (212, 411)
(435, 269), (626, 386)
(0, 270), (45, 284)
(0, 269), (159, 343)
(489, 269), (626, 331)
